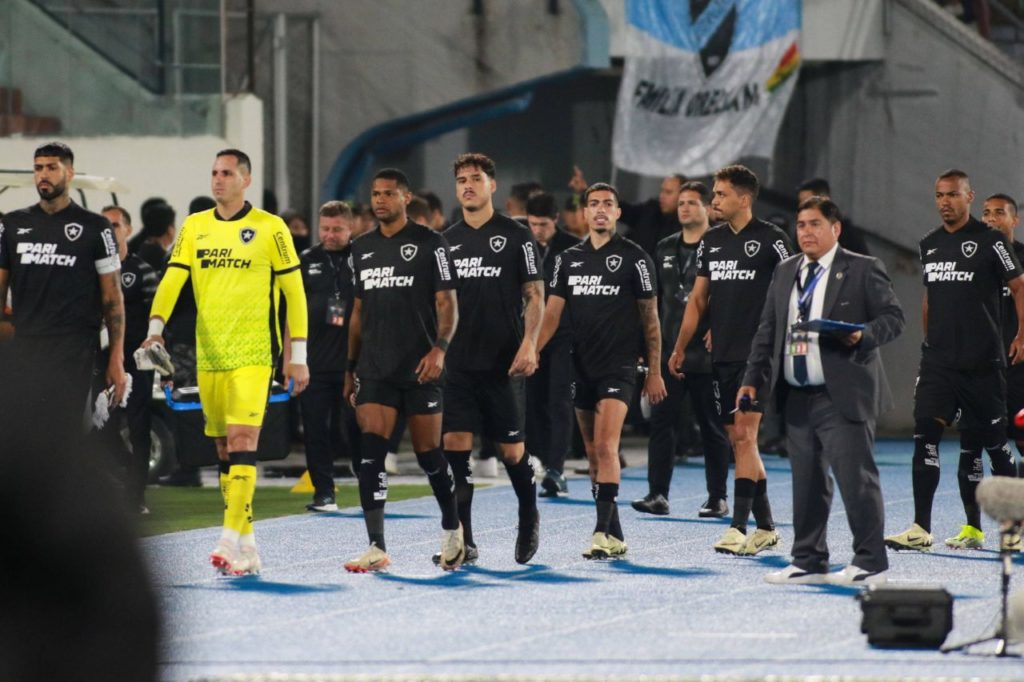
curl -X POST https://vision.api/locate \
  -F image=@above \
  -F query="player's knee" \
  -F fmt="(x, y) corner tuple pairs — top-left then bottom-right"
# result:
(594, 442), (617, 462)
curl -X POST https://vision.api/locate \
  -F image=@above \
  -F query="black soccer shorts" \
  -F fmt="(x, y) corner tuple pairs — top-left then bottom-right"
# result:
(355, 376), (444, 416)
(713, 361), (766, 425)
(442, 369), (525, 442)
(572, 362), (637, 411)
(914, 361), (1005, 431)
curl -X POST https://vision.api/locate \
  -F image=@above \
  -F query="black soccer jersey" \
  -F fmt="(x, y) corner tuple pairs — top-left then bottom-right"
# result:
(445, 214), (543, 371)
(351, 221), (456, 381)
(120, 253), (159, 356)
(1001, 240), (1024, 353)
(656, 232), (710, 372)
(550, 233), (655, 377)
(921, 217), (1023, 370)
(695, 218), (793, 363)
(0, 202), (119, 338)
(301, 243), (354, 375)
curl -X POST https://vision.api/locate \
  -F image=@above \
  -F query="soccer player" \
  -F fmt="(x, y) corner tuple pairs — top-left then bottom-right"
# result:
(438, 153), (545, 565)
(0, 142), (126, 434)
(342, 168), (464, 572)
(143, 149), (310, 576)
(886, 170), (1024, 553)
(669, 165), (794, 556)
(634, 181), (732, 518)
(538, 182), (667, 559)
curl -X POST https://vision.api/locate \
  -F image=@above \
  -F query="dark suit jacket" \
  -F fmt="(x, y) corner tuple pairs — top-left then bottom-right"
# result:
(742, 247), (905, 423)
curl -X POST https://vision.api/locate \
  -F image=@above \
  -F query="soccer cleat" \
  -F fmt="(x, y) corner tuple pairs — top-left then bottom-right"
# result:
(944, 525), (985, 550)
(826, 565), (888, 586)
(439, 524), (466, 571)
(539, 469), (569, 498)
(713, 527), (747, 555)
(232, 546), (262, 576)
(384, 452), (400, 475)
(209, 540), (237, 575)
(884, 523), (934, 552)
(631, 493), (669, 516)
(1001, 530), (1022, 552)
(698, 497), (729, 518)
(764, 564), (828, 585)
(344, 543), (391, 573)
(475, 457), (499, 478)
(515, 509), (540, 564)
(432, 544), (479, 566)
(306, 495), (338, 513)
(585, 532), (628, 560)
(528, 455), (546, 480)
(742, 528), (781, 555)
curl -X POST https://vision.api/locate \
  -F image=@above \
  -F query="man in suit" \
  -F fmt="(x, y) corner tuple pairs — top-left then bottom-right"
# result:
(740, 196), (905, 586)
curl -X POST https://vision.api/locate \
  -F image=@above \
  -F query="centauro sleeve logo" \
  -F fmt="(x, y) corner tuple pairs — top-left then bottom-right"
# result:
(273, 230), (292, 265)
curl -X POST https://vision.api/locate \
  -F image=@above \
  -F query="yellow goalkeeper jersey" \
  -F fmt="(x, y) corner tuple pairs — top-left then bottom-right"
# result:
(166, 203), (300, 370)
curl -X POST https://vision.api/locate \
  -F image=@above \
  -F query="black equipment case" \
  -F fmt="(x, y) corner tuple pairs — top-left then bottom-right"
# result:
(857, 584), (953, 648)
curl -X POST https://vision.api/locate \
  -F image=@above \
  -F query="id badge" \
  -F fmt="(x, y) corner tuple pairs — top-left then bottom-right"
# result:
(786, 327), (809, 357)
(326, 296), (346, 327)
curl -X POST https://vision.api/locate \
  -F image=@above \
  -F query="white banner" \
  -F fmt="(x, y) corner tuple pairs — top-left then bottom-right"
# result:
(612, 0), (802, 177)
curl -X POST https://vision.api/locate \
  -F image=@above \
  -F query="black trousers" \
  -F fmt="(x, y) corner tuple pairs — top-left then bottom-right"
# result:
(299, 373), (360, 497)
(647, 364), (731, 500)
(526, 333), (574, 473)
(95, 366), (154, 506)
(786, 387), (888, 573)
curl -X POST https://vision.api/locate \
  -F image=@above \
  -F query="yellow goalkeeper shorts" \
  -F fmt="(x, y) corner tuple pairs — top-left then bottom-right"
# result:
(197, 365), (273, 437)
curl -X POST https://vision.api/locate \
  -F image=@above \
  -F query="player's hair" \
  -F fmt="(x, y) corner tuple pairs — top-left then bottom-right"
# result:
(419, 190), (443, 214)
(373, 168), (410, 191)
(509, 181), (544, 206)
(526, 192), (559, 220)
(937, 168), (971, 190)
(140, 203), (176, 239)
(216, 148), (252, 174)
(797, 195), (842, 224)
(986, 193), (1019, 217)
(797, 177), (831, 197)
(714, 164), (759, 199)
(583, 182), (620, 205)
(34, 141), (74, 165)
(101, 205), (131, 225)
(679, 181), (711, 206)
(668, 173), (687, 186)
(407, 196), (431, 223)
(452, 153), (496, 179)
(189, 195), (216, 214)
(319, 200), (352, 219)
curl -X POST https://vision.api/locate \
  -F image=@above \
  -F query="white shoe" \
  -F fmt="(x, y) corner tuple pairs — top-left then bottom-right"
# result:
(475, 457), (499, 478)
(439, 524), (465, 571)
(384, 452), (400, 475)
(764, 564), (828, 585)
(826, 565), (887, 586)
(232, 546), (262, 576)
(528, 454), (546, 480)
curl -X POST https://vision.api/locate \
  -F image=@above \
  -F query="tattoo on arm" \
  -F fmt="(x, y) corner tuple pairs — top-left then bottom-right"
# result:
(101, 273), (125, 349)
(638, 298), (662, 369)
(436, 290), (458, 344)
(521, 280), (545, 344)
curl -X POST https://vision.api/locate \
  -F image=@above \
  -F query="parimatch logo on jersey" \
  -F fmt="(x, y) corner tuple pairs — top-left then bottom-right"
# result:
(708, 259), (755, 280)
(197, 248), (252, 270)
(568, 275), (620, 296)
(361, 266), (414, 290)
(16, 242), (76, 266)
(455, 257), (501, 278)
(924, 261), (974, 282)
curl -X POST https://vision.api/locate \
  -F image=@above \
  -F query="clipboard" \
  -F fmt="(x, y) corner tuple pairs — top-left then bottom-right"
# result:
(792, 318), (866, 335)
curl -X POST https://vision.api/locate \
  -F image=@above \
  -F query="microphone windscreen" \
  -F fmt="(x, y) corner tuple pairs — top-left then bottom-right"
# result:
(976, 476), (1024, 523)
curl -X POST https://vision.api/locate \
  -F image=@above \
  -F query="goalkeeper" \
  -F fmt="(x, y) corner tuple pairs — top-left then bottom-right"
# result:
(141, 149), (309, 576)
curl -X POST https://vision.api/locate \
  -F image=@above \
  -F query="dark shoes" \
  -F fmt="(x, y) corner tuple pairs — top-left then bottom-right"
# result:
(538, 469), (568, 498)
(157, 469), (201, 487)
(698, 497), (729, 518)
(631, 493), (670, 516)
(515, 508), (540, 564)
(306, 495), (338, 512)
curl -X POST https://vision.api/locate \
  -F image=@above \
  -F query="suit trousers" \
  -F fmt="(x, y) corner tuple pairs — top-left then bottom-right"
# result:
(647, 366), (731, 499)
(300, 374), (360, 497)
(526, 333), (574, 474)
(785, 386), (888, 573)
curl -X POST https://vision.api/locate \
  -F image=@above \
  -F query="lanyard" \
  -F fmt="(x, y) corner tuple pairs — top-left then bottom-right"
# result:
(796, 263), (826, 319)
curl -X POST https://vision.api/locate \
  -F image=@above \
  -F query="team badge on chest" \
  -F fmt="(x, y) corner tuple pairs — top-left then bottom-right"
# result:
(64, 223), (83, 241)
(121, 272), (136, 288)
(400, 243), (418, 262)
(962, 241), (978, 258)
(240, 227), (256, 244)
(744, 240), (760, 257)
(489, 235), (507, 253)
(606, 254), (622, 272)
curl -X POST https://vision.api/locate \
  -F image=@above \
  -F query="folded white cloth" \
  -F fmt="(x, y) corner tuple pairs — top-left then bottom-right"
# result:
(91, 373), (134, 430)
(133, 342), (175, 376)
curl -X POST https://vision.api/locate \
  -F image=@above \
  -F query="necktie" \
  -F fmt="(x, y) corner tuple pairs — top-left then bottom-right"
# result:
(793, 262), (820, 386)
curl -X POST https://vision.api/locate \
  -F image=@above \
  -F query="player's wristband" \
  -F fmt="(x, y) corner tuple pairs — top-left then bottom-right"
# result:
(347, 358), (357, 372)
(434, 338), (450, 352)
(148, 318), (165, 337)
(290, 340), (307, 365)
